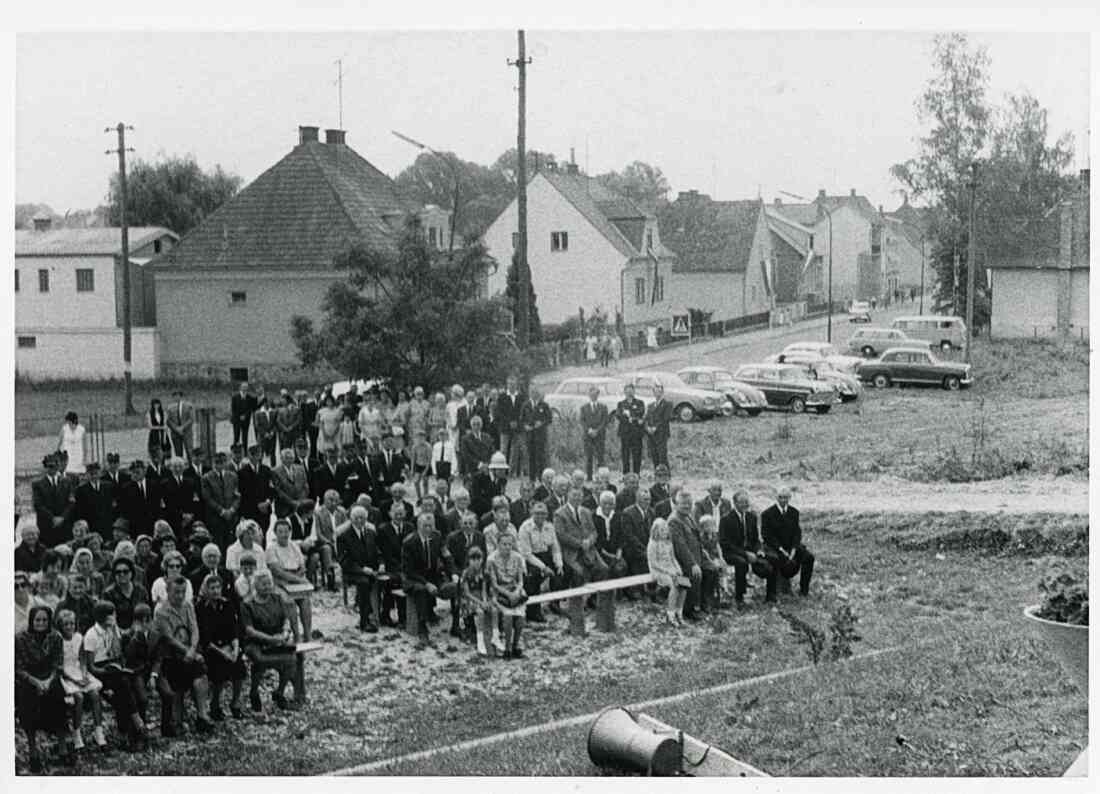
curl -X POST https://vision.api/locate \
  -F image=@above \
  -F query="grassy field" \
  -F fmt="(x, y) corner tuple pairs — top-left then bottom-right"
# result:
(15, 510), (1087, 776)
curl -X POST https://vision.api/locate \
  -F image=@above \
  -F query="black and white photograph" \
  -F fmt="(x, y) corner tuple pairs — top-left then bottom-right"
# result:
(4, 5), (1093, 782)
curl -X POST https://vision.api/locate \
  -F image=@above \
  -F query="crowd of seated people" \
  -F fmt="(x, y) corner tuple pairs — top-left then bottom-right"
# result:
(16, 378), (816, 772)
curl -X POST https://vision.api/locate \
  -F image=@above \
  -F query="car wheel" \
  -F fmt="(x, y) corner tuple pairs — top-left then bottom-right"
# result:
(861, 345), (875, 357)
(814, 405), (831, 414)
(789, 397), (806, 414)
(943, 375), (961, 391)
(940, 340), (953, 353)
(676, 403), (697, 423)
(872, 374), (891, 389)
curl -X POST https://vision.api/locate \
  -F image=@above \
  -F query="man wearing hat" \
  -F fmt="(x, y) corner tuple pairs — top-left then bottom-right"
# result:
(32, 453), (75, 546)
(166, 389), (195, 461)
(101, 452), (130, 489)
(74, 461), (115, 536)
(470, 451), (508, 518)
(110, 516), (133, 552)
(120, 460), (162, 538)
(201, 452), (240, 551)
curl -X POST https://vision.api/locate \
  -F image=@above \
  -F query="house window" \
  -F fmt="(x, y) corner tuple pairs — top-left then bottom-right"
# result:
(512, 232), (519, 250)
(17, 336), (36, 349)
(38, 269), (49, 293)
(14, 270), (19, 292)
(635, 278), (646, 305)
(654, 275), (665, 302)
(153, 239), (162, 254)
(429, 227), (438, 248)
(229, 367), (249, 382)
(76, 268), (95, 292)
(230, 291), (247, 306)
(646, 229), (654, 251)
(551, 231), (569, 252)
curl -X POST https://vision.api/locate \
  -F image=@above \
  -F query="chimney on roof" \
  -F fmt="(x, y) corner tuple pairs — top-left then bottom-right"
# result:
(325, 129), (346, 145)
(817, 189), (826, 201)
(570, 147), (576, 165)
(850, 188), (857, 197)
(32, 214), (52, 232)
(564, 162), (579, 175)
(298, 125), (319, 145)
(546, 161), (557, 172)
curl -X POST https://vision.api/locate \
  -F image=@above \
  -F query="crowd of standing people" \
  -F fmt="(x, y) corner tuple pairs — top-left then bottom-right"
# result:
(15, 373), (815, 773)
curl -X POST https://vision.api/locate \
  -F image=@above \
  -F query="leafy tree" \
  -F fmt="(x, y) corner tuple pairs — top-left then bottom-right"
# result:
(597, 161), (670, 212)
(108, 155), (242, 236)
(504, 251), (543, 345)
(491, 148), (559, 185)
(394, 152), (511, 240)
(290, 219), (521, 393)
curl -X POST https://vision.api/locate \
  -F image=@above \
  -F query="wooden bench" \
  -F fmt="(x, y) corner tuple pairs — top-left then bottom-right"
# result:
(527, 573), (656, 636)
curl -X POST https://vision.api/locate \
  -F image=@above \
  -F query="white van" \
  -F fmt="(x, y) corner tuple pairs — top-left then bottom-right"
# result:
(891, 316), (967, 353)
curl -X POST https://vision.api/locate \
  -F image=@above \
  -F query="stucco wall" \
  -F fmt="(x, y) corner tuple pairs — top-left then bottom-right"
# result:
(16, 255), (119, 329)
(15, 327), (159, 380)
(621, 259), (675, 327)
(990, 269), (1059, 338)
(154, 269), (342, 376)
(482, 175), (626, 325)
(1069, 269), (1089, 338)
(808, 205), (866, 302)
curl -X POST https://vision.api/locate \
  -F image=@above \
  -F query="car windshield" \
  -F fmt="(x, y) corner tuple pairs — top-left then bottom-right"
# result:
(778, 369), (803, 381)
(712, 372), (739, 387)
(649, 374), (689, 390)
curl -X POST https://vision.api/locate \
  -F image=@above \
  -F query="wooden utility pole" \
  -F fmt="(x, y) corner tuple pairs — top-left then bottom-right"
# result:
(965, 161), (979, 364)
(509, 30), (532, 349)
(107, 123), (137, 415)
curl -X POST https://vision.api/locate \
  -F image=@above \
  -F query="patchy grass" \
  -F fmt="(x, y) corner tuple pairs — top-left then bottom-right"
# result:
(16, 509), (1087, 776)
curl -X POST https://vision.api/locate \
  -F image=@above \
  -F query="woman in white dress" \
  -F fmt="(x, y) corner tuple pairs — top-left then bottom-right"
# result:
(445, 385), (466, 450)
(57, 412), (87, 477)
(356, 392), (384, 453)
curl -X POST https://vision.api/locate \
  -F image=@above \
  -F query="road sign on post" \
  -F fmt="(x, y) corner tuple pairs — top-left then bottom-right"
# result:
(671, 313), (690, 338)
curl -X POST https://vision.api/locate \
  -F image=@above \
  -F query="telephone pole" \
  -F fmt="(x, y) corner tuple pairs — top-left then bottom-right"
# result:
(509, 30), (532, 349)
(107, 123), (137, 415)
(965, 161), (979, 364)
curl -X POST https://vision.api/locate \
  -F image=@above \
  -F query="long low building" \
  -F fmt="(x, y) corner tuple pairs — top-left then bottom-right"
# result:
(15, 219), (177, 380)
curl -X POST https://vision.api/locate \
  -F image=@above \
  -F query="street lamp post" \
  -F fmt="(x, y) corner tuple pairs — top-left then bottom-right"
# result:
(918, 231), (925, 315)
(392, 130), (459, 255)
(780, 190), (834, 343)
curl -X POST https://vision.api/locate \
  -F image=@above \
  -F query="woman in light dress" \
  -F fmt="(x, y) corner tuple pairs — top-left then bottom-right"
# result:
(445, 385), (466, 450)
(315, 394), (343, 455)
(357, 392), (384, 453)
(57, 412), (88, 477)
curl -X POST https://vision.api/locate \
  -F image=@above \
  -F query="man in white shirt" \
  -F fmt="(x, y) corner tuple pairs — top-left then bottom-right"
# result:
(430, 427), (458, 483)
(517, 501), (563, 621)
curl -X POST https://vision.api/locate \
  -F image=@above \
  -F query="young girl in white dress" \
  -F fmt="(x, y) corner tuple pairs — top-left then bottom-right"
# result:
(57, 412), (87, 477)
(647, 518), (689, 627)
(56, 608), (106, 749)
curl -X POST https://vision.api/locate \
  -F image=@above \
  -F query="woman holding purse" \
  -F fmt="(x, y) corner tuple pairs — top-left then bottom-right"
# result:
(486, 532), (527, 660)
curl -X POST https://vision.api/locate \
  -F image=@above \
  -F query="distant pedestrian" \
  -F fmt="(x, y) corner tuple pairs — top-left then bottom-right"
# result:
(231, 382), (256, 448)
(146, 399), (171, 459)
(166, 390), (195, 462)
(57, 412), (87, 477)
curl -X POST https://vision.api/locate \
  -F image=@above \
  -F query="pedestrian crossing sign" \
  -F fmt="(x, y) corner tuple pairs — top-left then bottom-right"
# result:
(671, 313), (690, 337)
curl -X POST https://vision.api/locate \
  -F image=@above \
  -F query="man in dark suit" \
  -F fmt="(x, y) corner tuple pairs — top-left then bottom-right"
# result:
(349, 440), (384, 505)
(718, 490), (773, 607)
(33, 454), (75, 546)
(591, 490), (627, 578)
(553, 485), (609, 586)
(252, 400), (277, 467)
(377, 500), (415, 627)
(649, 464), (671, 506)
(287, 500), (316, 544)
(644, 383), (674, 470)
(760, 487), (814, 600)
(299, 391), (320, 464)
(580, 387), (610, 481)
(615, 472), (640, 512)
(441, 487), (476, 537)
(523, 387), (553, 480)
(183, 448), (211, 528)
(338, 505), (383, 632)
(237, 444), (274, 525)
(231, 381), (257, 447)
(146, 446), (168, 483)
(495, 376), (524, 474)
(166, 389), (195, 462)
(201, 452), (240, 551)
(668, 490), (706, 621)
(377, 435), (408, 492)
(619, 486), (655, 598)
(160, 456), (199, 539)
(119, 460), (161, 539)
(74, 461), (114, 537)
(101, 452), (131, 490)
(509, 479), (534, 529)
(615, 384), (646, 475)
(693, 482), (733, 526)
(459, 415), (494, 479)
(443, 512), (487, 637)
(311, 446), (349, 503)
(401, 513), (457, 645)
(271, 448), (309, 520)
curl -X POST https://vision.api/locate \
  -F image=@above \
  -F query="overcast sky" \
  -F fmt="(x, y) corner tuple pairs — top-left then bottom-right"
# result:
(15, 30), (1090, 215)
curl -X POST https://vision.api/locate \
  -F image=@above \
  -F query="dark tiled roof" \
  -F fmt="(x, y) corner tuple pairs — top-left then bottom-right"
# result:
(659, 196), (762, 273)
(152, 140), (417, 271)
(15, 227), (177, 256)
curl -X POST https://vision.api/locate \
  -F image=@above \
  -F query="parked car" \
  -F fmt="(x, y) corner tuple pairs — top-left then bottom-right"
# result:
(676, 366), (769, 416)
(729, 364), (839, 414)
(544, 376), (648, 420)
(847, 326), (930, 358)
(762, 352), (861, 402)
(857, 347), (974, 391)
(620, 371), (733, 422)
(780, 341), (865, 373)
(891, 315), (968, 353)
(848, 300), (872, 323)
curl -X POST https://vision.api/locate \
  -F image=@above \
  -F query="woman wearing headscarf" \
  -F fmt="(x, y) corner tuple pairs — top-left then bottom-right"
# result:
(102, 558), (150, 631)
(134, 534), (158, 589)
(69, 547), (106, 599)
(15, 605), (71, 772)
(194, 573), (246, 721)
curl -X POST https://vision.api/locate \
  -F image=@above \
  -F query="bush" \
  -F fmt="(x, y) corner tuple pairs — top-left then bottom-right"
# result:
(547, 414), (623, 474)
(1036, 567), (1088, 625)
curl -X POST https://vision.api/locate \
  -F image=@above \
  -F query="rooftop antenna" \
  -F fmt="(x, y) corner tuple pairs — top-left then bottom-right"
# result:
(334, 58), (344, 129)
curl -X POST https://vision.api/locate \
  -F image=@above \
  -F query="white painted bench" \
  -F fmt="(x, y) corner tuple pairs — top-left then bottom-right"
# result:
(527, 573), (656, 636)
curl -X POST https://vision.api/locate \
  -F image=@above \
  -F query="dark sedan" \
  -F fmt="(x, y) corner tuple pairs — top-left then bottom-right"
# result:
(857, 347), (974, 391)
(731, 364), (839, 414)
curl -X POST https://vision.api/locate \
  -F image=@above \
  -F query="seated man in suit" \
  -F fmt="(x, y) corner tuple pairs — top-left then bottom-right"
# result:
(618, 486), (655, 599)
(668, 489), (706, 621)
(443, 512), (487, 637)
(718, 490), (773, 608)
(377, 500), (415, 627)
(760, 487), (814, 600)
(338, 505), (383, 632)
(531, 468), (556, 503)
(615, 472), (640, 512)
(309, 489), (347, 591)
(509, 479), (535, 530)
(553, 485), (609, 588)
(649, 463), (671, 507)
(401, 513), (457, 646)
(693, 481), (732, 526)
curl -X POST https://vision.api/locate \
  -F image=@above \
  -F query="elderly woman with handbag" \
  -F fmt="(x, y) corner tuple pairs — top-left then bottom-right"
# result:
(194, 573), (247, 721)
